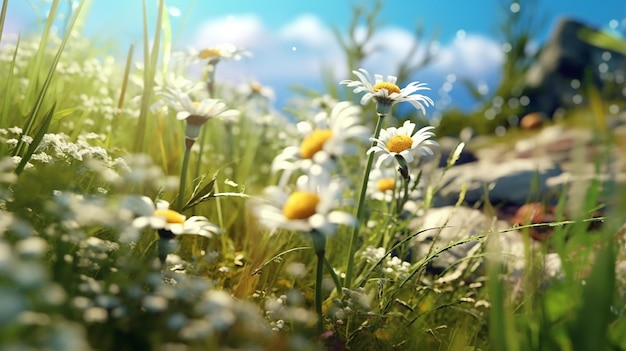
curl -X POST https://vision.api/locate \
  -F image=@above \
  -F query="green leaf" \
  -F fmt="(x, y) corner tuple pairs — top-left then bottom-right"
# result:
(569, 239), (616, 351)
(182, 174), (217, 211)
(609, 316), (626, 349)
(1, 33), (19, 126)
(15, 103), (56, 175)
(14, 0), (87, 157)
(578, 26), (626, 56)
(0, 0), (8, 44)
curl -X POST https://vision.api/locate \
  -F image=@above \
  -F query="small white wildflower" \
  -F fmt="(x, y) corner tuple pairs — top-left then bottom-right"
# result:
(83, 307), (108, 323)
(475, 300), (491, 308)
(5, 138), (18, 147)
(15, 236), (48, 257)
(8, 126), (22, 134)
(142, 295), (168, 312)
(361, 246), (386, 263)
(31, 152), (53, 163)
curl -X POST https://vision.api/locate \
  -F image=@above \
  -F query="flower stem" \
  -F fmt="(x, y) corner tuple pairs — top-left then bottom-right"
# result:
(324, 257), (343, 298)
(315, 250), (325, 334)
(192, 127), (207, 197)
(311, 231), (327, 334)
(176, 141), (193, 211)
(344, 114), (385, 289)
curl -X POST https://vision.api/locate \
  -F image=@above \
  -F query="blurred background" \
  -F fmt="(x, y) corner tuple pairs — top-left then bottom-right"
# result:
(4, 0), (626, 135)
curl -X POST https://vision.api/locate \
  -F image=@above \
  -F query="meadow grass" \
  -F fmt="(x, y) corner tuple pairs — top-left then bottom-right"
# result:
(0, 1), (625, 350)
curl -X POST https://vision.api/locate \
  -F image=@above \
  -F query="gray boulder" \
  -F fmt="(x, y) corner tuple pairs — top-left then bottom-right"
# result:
(434, 158), (563, 207)
(522, 18), (626, 117)
(409, 206), (560, 284)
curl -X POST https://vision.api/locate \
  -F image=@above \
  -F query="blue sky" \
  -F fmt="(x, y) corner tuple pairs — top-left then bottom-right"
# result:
(4, 0), (626, 115)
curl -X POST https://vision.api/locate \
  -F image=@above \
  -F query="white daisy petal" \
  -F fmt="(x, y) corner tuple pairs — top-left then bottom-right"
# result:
(252, 168), (354, 237)
(126, 197), (220, 240)
(340, 67), (433, 115)
(272, 99), (368, 174)
(369, 120), (438, 172)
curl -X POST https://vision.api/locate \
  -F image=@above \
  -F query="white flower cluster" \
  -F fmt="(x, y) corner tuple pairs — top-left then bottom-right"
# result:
(0, 128), (127, 174)
(361, 246), (412, 281)
(263, 292), (316, 332)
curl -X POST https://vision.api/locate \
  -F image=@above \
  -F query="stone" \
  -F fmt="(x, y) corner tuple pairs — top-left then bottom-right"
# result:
(512, 202), (556, 241)
(514, 125), (597, 165)
(519, 112), (545, 130)
(434, 158), (563, 207)
(520, 18), (626, 117)
(408, 206), (559, 284)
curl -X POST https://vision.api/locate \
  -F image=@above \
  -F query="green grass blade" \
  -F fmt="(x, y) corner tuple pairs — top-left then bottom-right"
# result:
(23, 0), (59, 111)
(0, 0), (8, 43)
(14, 0), (87, 157)
(15, 102), (56, 175)
(486, 233), (520, 351)
(133, 0), (152, 153)
(108, 44), (134, 148)
(578, 26), (626, 56)
(569, 239), (615, 351)
(161, 1), (172, 76)
(1, 34), (19, 127)
(133, 0), (165, 153)
(587, 73), (606, 137)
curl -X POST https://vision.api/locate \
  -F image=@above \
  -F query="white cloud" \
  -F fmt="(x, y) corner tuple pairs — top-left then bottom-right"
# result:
(191, 14), (345, 84)
(188, 15), (503, 105)
(428, 34), (504, 80)
(361, 26), (431, 75)
(278, 14), (335, 47)
(351, 26), (503, 84)
(193, 14), (269, 49)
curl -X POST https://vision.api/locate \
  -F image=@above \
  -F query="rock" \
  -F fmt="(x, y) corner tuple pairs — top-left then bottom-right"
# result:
(520, 112), (545, 130)
(521, 18), (626, 117)
(512, 202), (556, 241)
(408, 206), (559, 284)
(434, 158), (563, 207)
(514, 125), (594, 162)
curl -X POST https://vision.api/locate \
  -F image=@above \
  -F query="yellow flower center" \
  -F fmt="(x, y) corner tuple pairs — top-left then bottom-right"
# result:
(300, 129), (333, 159)
(153, 209), (185, 224)
(282, 191), (320, 220)
(250, 81), (263, 94)
(192, 101), (200, 108)
(198, 48), (221, 59)
(373, 82), (401, 94)
(386, 135), (413, 153)
(376, 178), (395, 192)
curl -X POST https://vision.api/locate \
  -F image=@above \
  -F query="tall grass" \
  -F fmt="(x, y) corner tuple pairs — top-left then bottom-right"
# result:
(0, 1), (624, 350)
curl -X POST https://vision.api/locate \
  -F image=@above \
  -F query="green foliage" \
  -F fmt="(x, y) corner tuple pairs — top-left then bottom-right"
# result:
(0, 1), (625, 350)
(437, 0), (547, 137)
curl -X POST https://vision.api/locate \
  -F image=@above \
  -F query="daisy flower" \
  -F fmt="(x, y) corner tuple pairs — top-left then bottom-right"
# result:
(181, 43), (252, 65)
(124, 195), (220, 239)
(340, 68), (433, 116)
(237, 80), (276, 102)
(272, 101), (369, 184)
(133, 69), (204, 96)
(366, 167), (399, 202)
(253, 165), (355, 236)
(160, 88), (240, 141)
(367, 120), (438, 169)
